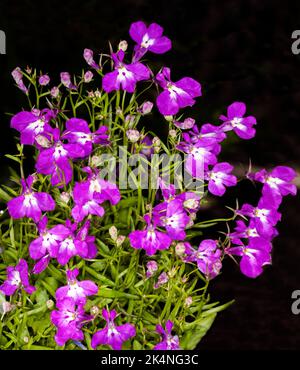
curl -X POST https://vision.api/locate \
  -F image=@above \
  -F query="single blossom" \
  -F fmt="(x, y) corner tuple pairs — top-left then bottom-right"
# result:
(129, 21), (172, 61)
(83, 48), (99, 70)
(55, 268), (98, 304)
(7, 175), (55, 223)
(0, 259), (36, 296)
(219, 102), (257, 139)
(205, 162), (237, 196)
(91, 309), (136, 350)
(60, 72), (77, 90)
(10, 109), (54, 145)
(154, 320), (180, 350)
(35, 128), (85, 187)
(129, 214), (172, 256)
(254, 166), (297, 206)
(11, 67), (28, 94)
(102, 50), (150, 93)
(156, 67), (201, 115)
(63, 118), (109, 156)
(185, 239), (222, 279)
(50, 297), (92, 346)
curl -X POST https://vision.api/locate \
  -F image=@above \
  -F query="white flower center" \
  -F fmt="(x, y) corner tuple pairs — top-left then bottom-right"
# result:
(67, 282), (85, 300)
(183, 198), (199, 209)
(168, 84), (186, 100)
(89, 178), (102, 194)
(230, 117), (245, 130)
(60, 237), (75, 252)
(11, 271), (21, 286)
(42, 232), (58, 249)
(191, 147), (206, 160)
(141, 33), (155, 48)
(117, 67), (134, 83)
(23, 193), (38, 208)
(27, 119), (45, 134)
(266, 176), (284, 188)
(54, 144), (68, 160)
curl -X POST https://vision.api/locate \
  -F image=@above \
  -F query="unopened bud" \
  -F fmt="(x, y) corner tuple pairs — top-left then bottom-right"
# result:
(46, 299), (54, 309)
(140, 101), (153, 115)
(184, 296), (193, 307)
(91, 155), (102, 167)
(169, 129), (177, 138)
(146, 261), (158, 278)
(116, 235), (126, 247)
(35, 134), (52, 148)
(60, 192), (70, 204)
(126, 129), (140, 143)
(152, 137), (161, 147)
(23, 336), (29, 344)
(118, 40), (128, 52)
(109, 226), (118, 241)
(175, 242), (186, 256)
(164, 115), (173, 122)
(84, 70), (93, 83)
(90, 306), (100, 316)
(50, 86), (60, 98)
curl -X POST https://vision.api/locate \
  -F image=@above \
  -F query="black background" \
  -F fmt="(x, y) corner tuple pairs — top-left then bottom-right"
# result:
(0, 0), (300, 350)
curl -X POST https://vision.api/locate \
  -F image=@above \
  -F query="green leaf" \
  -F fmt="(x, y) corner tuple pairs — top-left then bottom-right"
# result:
(0, 187), (12, 202)
(181, 313), (217, 350)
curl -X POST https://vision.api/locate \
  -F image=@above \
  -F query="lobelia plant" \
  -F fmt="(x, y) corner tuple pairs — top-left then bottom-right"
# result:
(0, 20), (297, 350)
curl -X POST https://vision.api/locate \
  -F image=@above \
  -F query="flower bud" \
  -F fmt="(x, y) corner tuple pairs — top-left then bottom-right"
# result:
(90, 306), (100, 316)
(164, 115), (173, 122)
(91, 155), (102, 167)
(152, 137), (161, 147)
(126, 129), (140, 143)
(184, 296), (193, 307)
(39, 74), (50, 86)
(23, 336), (29, 344)
(140, 101), (153, 115)
(118, 40), (128, 52)
(146, 260), (158, 278)
(84, 71), (93, 83)
(109, 226), (118, 241)
(154, 272), (169, 289)
(125, 114), (135, 128)
(94, 90), (101, 98)
(116, 235), (126, 247)
(35, 134), (52, 148)
(50, 86), (60, 98)
(169, 129), (177, 138)
(60, 192), (71, 204)
(46, 299), (54, 309)
(175, 242), (186, 256)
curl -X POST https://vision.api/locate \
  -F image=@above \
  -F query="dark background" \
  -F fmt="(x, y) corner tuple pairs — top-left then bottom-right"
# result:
(0, 0), (300, 349)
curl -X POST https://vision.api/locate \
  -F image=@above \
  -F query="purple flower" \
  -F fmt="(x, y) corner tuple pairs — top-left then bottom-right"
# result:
(238, 196), (281, 237)
(154, 272), (169, 289)
(51, 297), (92, 346)
(154, 320), (180, 350)
(140, 135), (154, 157)
(190, 123), (226, 144)
(11, 67), (28, 94)
(83, 49), (99, 70)
(205, 162), (237, 196)
(129, 21), (172, 61)
(102, 50), (150, 93)
(174, 117), (195, 130)
(0, 259), (35, 296)
(60, 72), (77, 90)
(51, 86), (60, 98)
(29, 216), (70, 273)
(84, 70), (94, 83)
(39, 74), (50, 86)
(63, 118), (109, 156)
(139, 101), (153, 115)
(185, 239), (222, 279)
(91, 309), (136, 350)
(7, 175), (55, 223)
(219, 102), (257, 139)
(254, 166), (297, 207)
(10, 109), (54, 145)
(129, 214), (172, 256)
(56, 268), (98, 304)
(156, 67), (201, 115)
(231, 219), (276, 243)
(35, 128), (85, 187)
(227, 238), (271, 278)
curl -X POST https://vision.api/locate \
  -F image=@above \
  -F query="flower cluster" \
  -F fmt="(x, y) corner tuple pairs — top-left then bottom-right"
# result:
(0, 20), (297, 351)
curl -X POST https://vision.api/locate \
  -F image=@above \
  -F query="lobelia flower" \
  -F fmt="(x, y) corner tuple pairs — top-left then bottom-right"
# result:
(55, 268), (98, 304)
(39, 74), (50, 86)
(129, 214), (172, 256)
(83, 48), (99, 70)
(154, 272), (169, 289)
(129, 21), (172, 61)
(91, 309), (136, 350)
(205, 162), (237, 196)
(156, 67), (201, 116)
(189, 123), (226, 144)
(62, 118), (109, 156)
(238, 195), (281, 237)
(0, 259), (36, 296)
(154, 320), (180, 350)
(60, 72), (77, 90)
(10, 108), (55, 145)
(7, 175), (55, 223)
(226, 238), (271, 278)
(230, 219), (276, 243)
(35, 128), (85, 187)
(184, 239), (222, 279)
(102, 49), (150, 93)
(219, 102), (257, 139)
(29, 215), (70, 273)
(146, 260), (158, 278)
(140, 135), (154, 157)
(11, 67), (28, 94)
(56, 220), (97, 265)
(253, 166), (297, 207)
(50, 297), (92, 346)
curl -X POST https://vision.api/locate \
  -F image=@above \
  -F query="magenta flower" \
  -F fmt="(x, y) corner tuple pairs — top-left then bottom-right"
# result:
(129, 214), (172, 256)
(62, 118), (109, 156)
(227, 238), (271, 278)
(185, 239), (222, 279)
(156, 67), (201, 116)
(0, 259), (35, 296)
(154, 320), (180, 350)
(51, 298), (92, 346)
(39, 74), (50, 86)
(231, 219), (276, 243)
(29, 216), (70, 273)
(102, 50), (150, 93)
(189, 123), (226, 144)
(219, 102), (257, 139)
(129, 21), (172, 61)
(56, 268), (98, 304)
(10, 109), (54, 146)
(12, 67), (28, 94)
(35, 128), (85, 187)
(83, 48), (99, 70)
(205, 162), (237, 196)
(254, 166), (297, 207)
(7, 175), (55, 223)
(91, 309), (136, 350)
